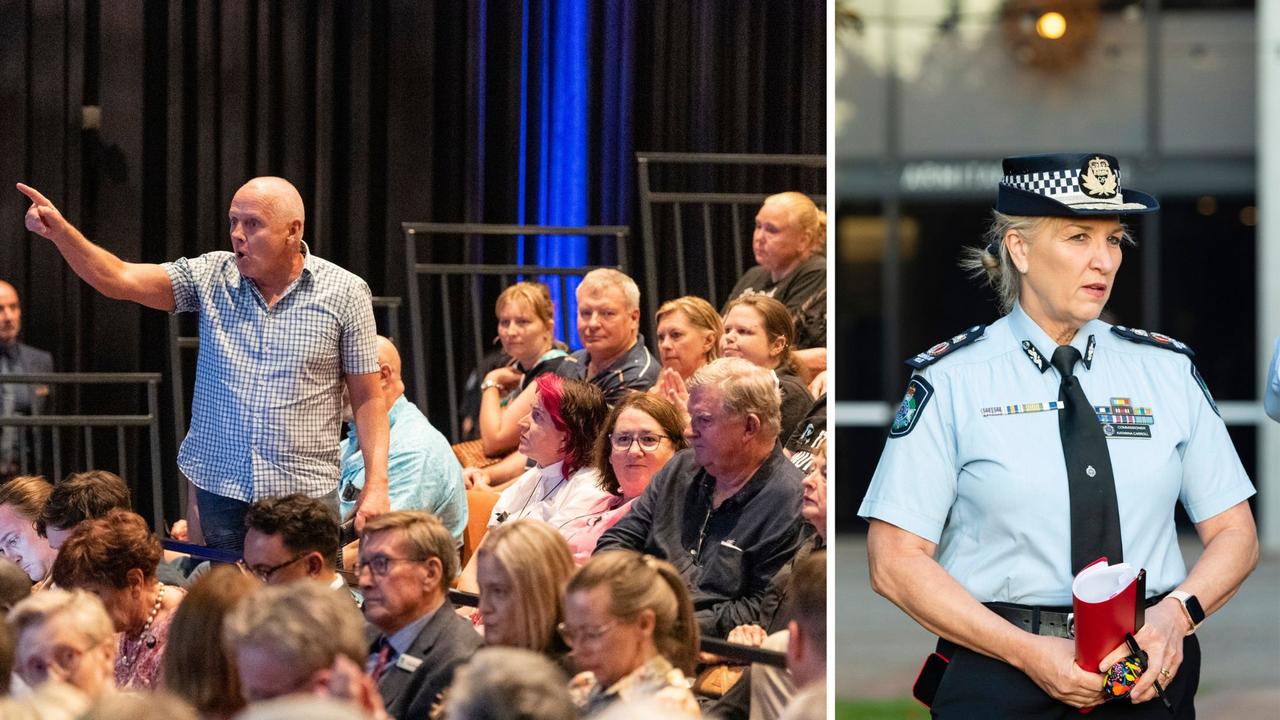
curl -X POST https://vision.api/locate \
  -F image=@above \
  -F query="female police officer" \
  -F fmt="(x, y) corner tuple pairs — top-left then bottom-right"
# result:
(859, 153), (1258, 717)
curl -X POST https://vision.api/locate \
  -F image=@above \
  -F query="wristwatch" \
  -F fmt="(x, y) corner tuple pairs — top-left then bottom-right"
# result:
(1167, 590), (1205, 634)
(479, 379), (502, 393)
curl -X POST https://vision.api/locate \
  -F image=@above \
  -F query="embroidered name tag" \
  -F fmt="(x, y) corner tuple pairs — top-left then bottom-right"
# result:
(1094, 397), (1154, 439)
(980, 400), (1064, 417)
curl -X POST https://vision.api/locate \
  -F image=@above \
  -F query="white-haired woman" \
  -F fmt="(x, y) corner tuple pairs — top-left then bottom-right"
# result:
(860, 153), (1258, 717)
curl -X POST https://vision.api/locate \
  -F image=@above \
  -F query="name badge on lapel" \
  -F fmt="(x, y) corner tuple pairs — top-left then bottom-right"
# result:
(395, 653), (423, 673)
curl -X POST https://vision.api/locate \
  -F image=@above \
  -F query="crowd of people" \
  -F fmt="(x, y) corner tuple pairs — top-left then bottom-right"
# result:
(0, 179), (830, 719)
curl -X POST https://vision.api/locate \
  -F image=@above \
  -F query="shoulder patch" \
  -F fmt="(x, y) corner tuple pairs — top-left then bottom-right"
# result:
(905, 325), (987, 369)
(1191, 364), (1221, 417)
(1110, 325), (1195, 357)
(889, 377), (934, 438)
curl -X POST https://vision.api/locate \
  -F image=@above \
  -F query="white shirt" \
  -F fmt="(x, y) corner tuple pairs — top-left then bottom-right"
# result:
(488, 461), (613, 540)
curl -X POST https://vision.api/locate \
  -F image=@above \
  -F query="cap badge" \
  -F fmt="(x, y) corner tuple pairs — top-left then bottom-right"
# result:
(1079, 155), (1119, 199)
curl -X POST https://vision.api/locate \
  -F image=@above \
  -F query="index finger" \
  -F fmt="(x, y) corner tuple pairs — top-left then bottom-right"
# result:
(15, 183), (52, 207)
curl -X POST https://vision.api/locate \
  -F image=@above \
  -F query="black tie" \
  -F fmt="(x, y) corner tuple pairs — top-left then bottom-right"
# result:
(1051, 345), (1123, 574)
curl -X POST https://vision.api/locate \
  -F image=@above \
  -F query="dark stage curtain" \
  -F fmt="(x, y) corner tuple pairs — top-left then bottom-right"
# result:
(0, 0), (825, 522)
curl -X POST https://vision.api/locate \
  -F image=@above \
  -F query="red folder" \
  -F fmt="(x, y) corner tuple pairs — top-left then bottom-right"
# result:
(1071, 557), (1146, 672)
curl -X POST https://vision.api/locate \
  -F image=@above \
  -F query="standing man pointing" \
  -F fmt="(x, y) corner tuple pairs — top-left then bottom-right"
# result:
(16, 178), (389, 552)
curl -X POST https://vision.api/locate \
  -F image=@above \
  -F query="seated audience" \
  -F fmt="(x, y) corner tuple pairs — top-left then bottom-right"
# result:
(0, 475), (56, 587)
(484, 376), (612, 546)
(565, 550), (700, 718)
(718, 440), (827, 720)
(163, 565), (260, 719)
(476, 282), (573, 457)
(8, 588), (116, 699)
(36, 470), (131, 550)
(597, 358), (806, 639)
(724, 192), (827, 359)
(444, 647), (576, 720)
(721, 295), (813, 440)
(649, 296), (722, 420)
(340, 337), (466, 544)
(474, 519), (575, 665)
(51, 508), (186, 690)
(565, 268), (659, 403)
(358, 511), (483, 720)
(777, 552), (825, 720)
(571, 393), (686, 563)
(222, 580), (368, 703)
(243, 493), (360, 605)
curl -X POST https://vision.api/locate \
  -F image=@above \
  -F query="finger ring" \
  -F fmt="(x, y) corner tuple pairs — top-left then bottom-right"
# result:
(1160, 668), (1172, 680)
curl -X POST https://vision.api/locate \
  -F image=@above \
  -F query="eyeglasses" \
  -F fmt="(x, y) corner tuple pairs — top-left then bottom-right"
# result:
(556, 620), (617, 647)
(239, 552), (308, 583)
(609, 433), (670, 453)
(353, 555), (425, 578)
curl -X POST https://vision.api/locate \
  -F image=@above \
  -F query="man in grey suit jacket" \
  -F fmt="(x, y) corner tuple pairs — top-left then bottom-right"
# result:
(1, 281), (53, 478)
(359, 511), (482, 719)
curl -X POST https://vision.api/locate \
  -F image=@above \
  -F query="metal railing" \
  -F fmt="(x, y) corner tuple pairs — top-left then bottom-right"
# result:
(635, 152), (826, 324)
(0, 372), (165, 532)
(401, 222), (629, 441)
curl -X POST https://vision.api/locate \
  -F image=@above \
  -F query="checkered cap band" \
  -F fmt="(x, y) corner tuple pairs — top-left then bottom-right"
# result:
(1002, 169), (1132, 208)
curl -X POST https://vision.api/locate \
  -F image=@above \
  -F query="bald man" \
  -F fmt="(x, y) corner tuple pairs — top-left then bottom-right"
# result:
(0, 280), (53, 479)
(338, 337), (466, 544)
(16, 179), (390, 551)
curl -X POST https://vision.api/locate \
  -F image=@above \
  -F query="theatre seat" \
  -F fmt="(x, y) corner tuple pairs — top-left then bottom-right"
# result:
(461, 488), (501, 569)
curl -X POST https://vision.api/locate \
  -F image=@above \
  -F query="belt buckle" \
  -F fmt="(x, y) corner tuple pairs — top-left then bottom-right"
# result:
(1067, 612), (1076, 639)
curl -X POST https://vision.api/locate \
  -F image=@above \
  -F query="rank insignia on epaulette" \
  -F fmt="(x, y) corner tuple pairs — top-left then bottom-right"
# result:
(1111, 325), (1195, 357)
(905, 325), (986, 369)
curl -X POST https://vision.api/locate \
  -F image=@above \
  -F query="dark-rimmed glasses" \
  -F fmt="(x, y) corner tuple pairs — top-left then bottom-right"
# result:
(609, 433), (671, 454)
(354, 555), (425, 578)
(239, 551), (308, 583)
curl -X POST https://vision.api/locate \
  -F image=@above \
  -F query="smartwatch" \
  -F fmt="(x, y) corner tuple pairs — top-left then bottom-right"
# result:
(1167, 590), (1205, 634)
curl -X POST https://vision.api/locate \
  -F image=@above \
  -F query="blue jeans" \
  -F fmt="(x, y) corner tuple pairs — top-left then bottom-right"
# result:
(195, 486), (341, 557)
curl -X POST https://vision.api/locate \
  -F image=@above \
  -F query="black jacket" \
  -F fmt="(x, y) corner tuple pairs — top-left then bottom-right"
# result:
(595, 446), (806, 638)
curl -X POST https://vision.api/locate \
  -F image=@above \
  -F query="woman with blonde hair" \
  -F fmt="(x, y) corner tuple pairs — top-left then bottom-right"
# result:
(474, 519), (575, 666)
(163, 565), (260, 719)
(725, 192), (827, 357)
(476, 282), (572, 457)
(649, 296), (722, 420)
(564, 550), (700, 718)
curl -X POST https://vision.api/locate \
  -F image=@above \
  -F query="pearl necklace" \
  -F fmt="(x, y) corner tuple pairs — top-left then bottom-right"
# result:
(120, 583), (165, 666)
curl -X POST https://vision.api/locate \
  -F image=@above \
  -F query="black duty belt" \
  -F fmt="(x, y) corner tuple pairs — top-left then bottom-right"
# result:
(984, 602), (1075, 638)
(984, 593), (1169, 640)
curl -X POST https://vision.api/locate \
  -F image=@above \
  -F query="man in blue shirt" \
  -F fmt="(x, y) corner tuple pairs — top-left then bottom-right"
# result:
(339, 337), (466, 544)
(566, 268), (659, 404)
(16, 179), (390, 552)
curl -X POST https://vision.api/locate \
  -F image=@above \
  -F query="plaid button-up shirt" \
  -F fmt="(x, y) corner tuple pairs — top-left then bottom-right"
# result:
(163, 246), (378, 501)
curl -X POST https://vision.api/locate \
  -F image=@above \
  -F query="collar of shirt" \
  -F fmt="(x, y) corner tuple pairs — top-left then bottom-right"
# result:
(536, 460), (568, 495)
(0, 342), (16, 362)
(1009, 301), (1101, 371)
(384, 604), (439, 657)
(346, 395), (409, 443)
(227, 241), (316, 294)
(576, 335), (652, 376)
(697, 443), (787, 512)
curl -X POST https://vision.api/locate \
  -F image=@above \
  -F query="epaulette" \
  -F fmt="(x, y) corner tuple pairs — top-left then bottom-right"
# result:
(1110, 325), (1195, 357)
(905, 325), (986, 369)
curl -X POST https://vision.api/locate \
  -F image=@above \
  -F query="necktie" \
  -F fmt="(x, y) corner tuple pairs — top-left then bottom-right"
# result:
(1051, 345), (1124, 574)
(370, 637), (393, 683)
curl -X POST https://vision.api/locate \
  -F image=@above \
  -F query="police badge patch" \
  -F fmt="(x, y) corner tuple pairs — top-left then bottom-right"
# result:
(889, 377), (934, 438)
(1191, 365), (1221, 417)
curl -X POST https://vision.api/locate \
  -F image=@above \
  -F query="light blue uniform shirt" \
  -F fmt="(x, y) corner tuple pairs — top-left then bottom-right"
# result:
(339, 395), (468, 543)
(859, 303), (1255, 606)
